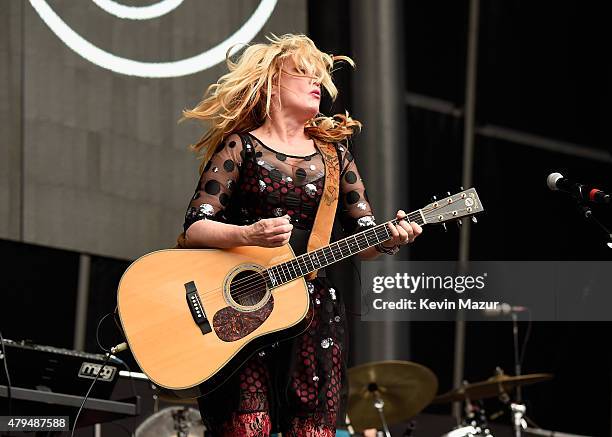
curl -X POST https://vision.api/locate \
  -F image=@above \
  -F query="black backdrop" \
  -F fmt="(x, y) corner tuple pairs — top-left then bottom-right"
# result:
(310, 0), (612, 435)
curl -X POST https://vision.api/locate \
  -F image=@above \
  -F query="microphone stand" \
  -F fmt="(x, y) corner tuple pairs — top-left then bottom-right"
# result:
(575, 201), (612, 249)
(511, 313), (526, 437)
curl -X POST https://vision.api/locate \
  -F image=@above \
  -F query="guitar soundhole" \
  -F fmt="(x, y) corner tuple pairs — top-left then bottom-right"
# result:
(229, 270), (267, 308)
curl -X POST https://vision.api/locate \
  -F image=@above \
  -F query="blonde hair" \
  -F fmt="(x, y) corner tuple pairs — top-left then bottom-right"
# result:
(182, 33), (361, 171)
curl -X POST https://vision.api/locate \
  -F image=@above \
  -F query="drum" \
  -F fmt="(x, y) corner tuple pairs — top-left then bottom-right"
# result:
(135, 406), (205, 437)
(441, 425), (481, 437)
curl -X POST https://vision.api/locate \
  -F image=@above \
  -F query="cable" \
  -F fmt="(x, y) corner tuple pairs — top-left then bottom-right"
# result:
(96, 311), (116, 353)
(70, 352), (112, 437)
(0, 330), (12, 420)
(71, 312), (135, 437)
(98, 310), (137, 426)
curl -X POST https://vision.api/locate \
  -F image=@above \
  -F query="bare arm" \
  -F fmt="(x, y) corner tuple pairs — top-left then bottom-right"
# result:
(183, 219), (248, 249)
(184, 215), (293, 249)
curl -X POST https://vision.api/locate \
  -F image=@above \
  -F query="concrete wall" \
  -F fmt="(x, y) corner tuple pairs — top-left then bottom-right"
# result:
(0, 0), (306, 259)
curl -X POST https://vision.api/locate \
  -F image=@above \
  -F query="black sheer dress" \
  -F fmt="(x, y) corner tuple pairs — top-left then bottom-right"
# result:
(182, 132), (377, 437)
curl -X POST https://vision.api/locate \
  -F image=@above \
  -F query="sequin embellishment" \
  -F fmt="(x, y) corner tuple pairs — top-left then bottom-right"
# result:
(329, 288), (336, 301)
(357, 215), (376, 227)
(305, 184), (317, 197)
(199, 204), (215, 216)
(321, 338), (333, 349)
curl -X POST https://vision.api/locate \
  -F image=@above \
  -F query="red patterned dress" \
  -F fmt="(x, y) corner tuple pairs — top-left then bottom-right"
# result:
(182, 132), (376, 436)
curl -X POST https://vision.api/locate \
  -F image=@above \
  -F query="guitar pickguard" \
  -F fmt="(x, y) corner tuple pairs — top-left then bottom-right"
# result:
(212, 296), (274, 342)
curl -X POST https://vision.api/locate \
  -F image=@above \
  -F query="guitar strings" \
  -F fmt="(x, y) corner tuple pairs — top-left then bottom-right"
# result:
(190, 204), (471, 303)
(216, 211), (416, 295)
(194, 208), (431, 302)
(193, 220), (398, 304)
(201, 213), (422, 302)
(228, 222), (398, 301)
(197, 222), (394, 303)
(218, 205), (473, 302)
(197, 204), (470, 303)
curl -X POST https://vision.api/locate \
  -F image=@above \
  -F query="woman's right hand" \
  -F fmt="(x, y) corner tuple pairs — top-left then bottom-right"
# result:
(242, 215), (293, 247)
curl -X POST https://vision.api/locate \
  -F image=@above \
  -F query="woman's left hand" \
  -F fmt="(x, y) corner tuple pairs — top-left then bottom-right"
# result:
(382, 210), (423, 249)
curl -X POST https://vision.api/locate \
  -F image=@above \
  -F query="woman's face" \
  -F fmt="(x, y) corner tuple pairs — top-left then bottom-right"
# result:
(272, 57), (321, 121)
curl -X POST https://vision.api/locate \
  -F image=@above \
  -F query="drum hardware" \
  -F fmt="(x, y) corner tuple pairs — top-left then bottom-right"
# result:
(523, 426), (593, 437)
(441, 395), (492, 437)
(436, 369), (553, 437)
(510, 402), (527, 437)
(344, 413), (356, 435)
(371, 385), (392, 437)
(346, 360), (438, 434)
(442, 426), (479, 437)
(464, 398), (492, 437)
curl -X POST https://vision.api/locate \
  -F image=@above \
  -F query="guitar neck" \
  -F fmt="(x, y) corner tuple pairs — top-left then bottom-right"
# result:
(265, 210), (425, 288)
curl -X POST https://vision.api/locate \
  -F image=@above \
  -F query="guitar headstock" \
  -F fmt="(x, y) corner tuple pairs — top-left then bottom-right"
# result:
(420, 188), (484, 225)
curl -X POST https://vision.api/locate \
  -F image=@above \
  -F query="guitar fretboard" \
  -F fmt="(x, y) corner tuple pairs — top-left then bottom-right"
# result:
(265, 209), (425, 288)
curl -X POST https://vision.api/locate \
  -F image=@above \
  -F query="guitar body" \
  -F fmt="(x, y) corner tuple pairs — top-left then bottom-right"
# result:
(117, 244), (311, 398)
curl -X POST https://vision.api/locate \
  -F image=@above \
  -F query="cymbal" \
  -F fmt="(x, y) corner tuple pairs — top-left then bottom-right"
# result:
(135, 406), (205, 437)
(433, 373), (553, 404)
(347, 360), (438, 432)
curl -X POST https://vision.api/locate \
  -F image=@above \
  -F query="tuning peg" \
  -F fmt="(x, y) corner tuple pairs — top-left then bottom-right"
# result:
(441, 223), (448, 232)
(457, 219), (463, 228)
(460, 186), (464, 191)
(472, 216), (478, 224)
(431, 195), (437, 201)
(447, 191), (451, 197)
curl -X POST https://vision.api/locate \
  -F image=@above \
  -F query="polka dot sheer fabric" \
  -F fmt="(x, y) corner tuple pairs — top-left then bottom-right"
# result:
(183, 132), (375, 235)
(185, 133), (375, 436)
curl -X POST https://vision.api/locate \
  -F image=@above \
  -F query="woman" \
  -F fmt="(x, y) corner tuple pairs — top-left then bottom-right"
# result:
(179, 34), (422, 437)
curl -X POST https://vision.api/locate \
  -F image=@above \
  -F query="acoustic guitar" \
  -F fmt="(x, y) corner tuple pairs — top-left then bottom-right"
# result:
(117, 188), (483, 398)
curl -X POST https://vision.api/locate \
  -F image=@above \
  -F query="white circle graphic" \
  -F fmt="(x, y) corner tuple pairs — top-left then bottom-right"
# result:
(29, 0), (278, 78)
(91, 0), (185, 20)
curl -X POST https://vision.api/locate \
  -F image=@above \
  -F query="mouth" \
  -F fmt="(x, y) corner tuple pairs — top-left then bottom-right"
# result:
(310, 90), (321, 98)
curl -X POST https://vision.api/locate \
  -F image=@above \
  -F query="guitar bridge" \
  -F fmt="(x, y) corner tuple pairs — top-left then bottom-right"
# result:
(185, 281), (212, 335)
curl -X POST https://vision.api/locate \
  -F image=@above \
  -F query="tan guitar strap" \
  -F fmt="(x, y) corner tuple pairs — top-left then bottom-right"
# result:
(305, 139), (340, 281)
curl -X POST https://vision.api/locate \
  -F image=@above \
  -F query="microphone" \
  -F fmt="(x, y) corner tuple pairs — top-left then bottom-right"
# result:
(547, 172), (610, 204)
(483, 303), (528, 316)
